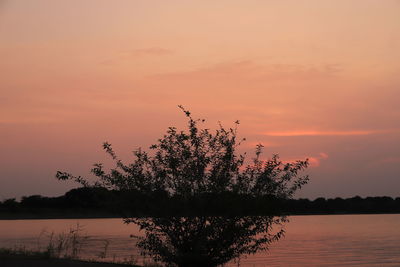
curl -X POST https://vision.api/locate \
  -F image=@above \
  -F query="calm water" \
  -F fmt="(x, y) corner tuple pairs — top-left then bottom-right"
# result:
(1, 214), (400, 266)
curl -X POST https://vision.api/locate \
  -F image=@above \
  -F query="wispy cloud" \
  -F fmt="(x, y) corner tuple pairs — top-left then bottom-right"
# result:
(263, 130), (384, 137)
(147, 60), (341, 81)
(373, 157), (400, 165)
(99, 47), (173, 65)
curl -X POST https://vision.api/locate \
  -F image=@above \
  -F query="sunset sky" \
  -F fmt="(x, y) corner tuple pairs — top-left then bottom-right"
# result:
(1, 0), (399, 199)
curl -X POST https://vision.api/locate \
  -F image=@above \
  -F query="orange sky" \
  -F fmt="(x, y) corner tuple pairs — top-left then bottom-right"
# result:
(1, 0), (400, 199)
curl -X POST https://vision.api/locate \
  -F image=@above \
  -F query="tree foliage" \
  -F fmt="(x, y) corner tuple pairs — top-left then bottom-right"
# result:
(57, 106), (308, 198)
(57, 106), (309, 267)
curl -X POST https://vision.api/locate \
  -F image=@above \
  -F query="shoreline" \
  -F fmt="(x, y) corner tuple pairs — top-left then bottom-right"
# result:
(0, 258), (135, 267)
(0, 249), (140, 267)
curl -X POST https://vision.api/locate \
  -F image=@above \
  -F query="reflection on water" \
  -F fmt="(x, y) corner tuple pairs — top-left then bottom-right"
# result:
(1, 214), (400, 266)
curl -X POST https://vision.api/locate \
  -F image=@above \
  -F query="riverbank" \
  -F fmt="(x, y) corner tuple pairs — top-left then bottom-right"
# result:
(0, 258), (136, 267)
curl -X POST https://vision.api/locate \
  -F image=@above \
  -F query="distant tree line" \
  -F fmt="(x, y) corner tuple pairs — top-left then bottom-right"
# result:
(284, 196), (400, 215)
(1, 187), (400, 218)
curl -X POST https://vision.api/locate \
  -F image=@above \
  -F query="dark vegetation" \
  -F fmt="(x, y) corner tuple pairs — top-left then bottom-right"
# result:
(1, 188), (400, 219)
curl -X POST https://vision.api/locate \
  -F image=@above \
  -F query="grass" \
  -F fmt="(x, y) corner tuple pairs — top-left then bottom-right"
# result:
(0, 247), (51, 260)
(0, 224), (160, 266)
(42, 223), (89, 259)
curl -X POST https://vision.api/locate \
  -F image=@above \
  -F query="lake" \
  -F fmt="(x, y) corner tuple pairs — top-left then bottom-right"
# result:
(1, 214), (400, 266)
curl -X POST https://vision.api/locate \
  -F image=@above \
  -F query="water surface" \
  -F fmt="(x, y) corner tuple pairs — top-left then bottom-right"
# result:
(1, 214), (399, 266)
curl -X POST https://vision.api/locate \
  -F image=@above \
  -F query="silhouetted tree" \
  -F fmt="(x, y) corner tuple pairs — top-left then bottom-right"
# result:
(57, 106), (309, 267)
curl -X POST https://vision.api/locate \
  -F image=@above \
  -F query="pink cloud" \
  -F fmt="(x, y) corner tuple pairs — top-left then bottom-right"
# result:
(307, 152), (330, 167)
(319, 152), (329, 159)
(284, 152), (329, 168)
